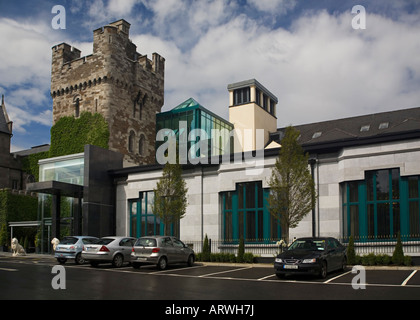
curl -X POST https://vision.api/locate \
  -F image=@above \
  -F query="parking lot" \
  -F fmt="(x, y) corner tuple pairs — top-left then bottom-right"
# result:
(71, 261), (420, 287)
(1, 253), (420, 300)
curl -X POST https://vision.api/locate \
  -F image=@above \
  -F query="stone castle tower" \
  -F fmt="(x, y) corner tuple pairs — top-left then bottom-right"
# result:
(51, 19), (165, 165)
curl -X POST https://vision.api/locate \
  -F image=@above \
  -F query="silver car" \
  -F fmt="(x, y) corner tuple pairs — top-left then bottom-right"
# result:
(55, 236), (98, 265)
(131, 236), (195, 270)
(82, 236), (136, 268)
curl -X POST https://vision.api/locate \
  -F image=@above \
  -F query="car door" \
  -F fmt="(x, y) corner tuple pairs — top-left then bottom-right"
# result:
(161, 237), (176, 263)
(326, 238), (340, 270)
(172, 238), (188, 263)
(119, 238), (135, 261)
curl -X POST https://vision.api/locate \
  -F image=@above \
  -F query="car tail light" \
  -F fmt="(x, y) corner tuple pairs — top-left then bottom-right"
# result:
(152, 248), (160, 253)
(99, 245), (110, 252)
(132, 247), (135, 252)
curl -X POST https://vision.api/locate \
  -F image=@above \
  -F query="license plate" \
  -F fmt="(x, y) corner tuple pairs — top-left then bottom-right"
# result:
(284, 265), (298, 270)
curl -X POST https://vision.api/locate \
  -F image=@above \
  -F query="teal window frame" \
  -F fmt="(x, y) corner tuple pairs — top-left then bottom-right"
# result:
(343, 168), (420, 241)
(128, 191), (179, 238)
(221, 181), (280, 243)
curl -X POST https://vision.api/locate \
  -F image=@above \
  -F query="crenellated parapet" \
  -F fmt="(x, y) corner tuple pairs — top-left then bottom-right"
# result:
(51, 19), (165, 166)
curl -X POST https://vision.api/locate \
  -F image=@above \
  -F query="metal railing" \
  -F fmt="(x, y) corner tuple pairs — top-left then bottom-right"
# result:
(184, 236), (420, 257)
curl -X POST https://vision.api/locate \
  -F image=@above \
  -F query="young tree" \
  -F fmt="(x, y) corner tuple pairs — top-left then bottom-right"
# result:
(268, 126), (316, 243)
(153, 161), (188, 236)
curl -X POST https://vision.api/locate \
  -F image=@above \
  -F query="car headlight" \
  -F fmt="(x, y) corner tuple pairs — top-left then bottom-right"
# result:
(275, 258), (283, 263)
(302, 258), (317, 263)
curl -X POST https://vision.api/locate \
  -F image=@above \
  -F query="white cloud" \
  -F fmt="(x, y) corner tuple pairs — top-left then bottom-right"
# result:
(130, 8), (420, 128)
(247, 0), (297, 14)
(108, 0), (140, 16)
(0, 18), (58, 134)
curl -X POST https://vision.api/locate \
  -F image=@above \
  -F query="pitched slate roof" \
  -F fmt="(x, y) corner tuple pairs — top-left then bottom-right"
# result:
(270, 106), (420, 152)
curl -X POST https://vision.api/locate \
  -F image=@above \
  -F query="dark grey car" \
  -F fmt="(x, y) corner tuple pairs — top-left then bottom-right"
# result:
(131, 236), (195, 270)
(274, 237), (347, 279)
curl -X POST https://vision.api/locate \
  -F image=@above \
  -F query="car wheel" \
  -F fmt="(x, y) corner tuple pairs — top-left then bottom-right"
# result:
(57, 258), (66, 264)
(112, 254), (124, 268)
(187, 254), (195, 267)
(75, 253), (85, 265)
(319, 261), (327, 279)
(157, 257), (167, 270)
(341, 256), (347, 271)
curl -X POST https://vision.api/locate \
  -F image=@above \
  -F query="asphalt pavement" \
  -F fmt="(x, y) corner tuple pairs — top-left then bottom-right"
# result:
(1, 251), (420, 302)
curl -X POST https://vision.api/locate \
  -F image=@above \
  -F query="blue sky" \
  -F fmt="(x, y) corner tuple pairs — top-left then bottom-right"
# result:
(0, 0), (419, 151)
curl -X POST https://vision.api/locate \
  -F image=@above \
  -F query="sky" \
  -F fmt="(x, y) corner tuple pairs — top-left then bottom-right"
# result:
(0, 0), (419, 152)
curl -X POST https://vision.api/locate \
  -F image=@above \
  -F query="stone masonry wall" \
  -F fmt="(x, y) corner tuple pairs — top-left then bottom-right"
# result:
(51, 20), (165, 165)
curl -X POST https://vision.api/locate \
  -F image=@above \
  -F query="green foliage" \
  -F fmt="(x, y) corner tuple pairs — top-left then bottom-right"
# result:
(21, 112), (109, 180)
(49, 112), (109, 158)
(347, 236), (357, 265)
(21, 151), (50, 182)
(0, 223), (8, 246)
(0, 190), (38, 246)
(0, 190), (38, 223)
(392, 232), (405, 265)
(153, 162), (188, 235)
(195, 252), (255, 263)
(237, 237), (245, 263)
(202, 234), (211, 262)
(268, 126), (316, 241)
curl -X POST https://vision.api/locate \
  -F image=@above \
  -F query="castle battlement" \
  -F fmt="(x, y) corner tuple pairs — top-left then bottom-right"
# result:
(50, 19), (165, 166)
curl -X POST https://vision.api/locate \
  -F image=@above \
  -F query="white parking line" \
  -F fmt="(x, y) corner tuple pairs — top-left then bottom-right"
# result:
(324, 270), (352, 284)
(151, 265), (204, 274)
(0, 267), (18, 272)
(401, 270), (417, 286)
(198, 266), (252, 278)
(258, 274), (277, 281)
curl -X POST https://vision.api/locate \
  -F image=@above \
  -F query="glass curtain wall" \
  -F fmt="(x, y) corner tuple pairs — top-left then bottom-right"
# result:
(37, 155), (84, 252)
(156, 98), (234, 160)
(221, 181), (280, 243)
(129, 191), (179, 238)
(343, 168), (420, 241)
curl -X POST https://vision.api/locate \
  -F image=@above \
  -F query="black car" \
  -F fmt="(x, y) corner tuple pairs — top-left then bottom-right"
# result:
(274, 237), (347, 279)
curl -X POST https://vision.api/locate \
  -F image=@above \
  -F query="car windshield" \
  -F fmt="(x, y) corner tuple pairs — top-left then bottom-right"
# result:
(288, 239), (325, 251)
(59, 237), (78, 245)
(135, 238), (157, 247)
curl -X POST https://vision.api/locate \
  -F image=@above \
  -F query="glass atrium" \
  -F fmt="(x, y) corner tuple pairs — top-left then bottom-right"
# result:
(156, 98), (234, 160)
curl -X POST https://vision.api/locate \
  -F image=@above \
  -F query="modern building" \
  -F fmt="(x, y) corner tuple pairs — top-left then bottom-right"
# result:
(112, 84), (420, 256)
(27, 145), (123, 252)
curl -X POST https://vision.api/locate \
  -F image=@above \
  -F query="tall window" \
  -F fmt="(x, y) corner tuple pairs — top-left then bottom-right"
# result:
(74, 98), (80, 118)
(139, 135), (145, 156)
(129, 191), (179, 238)
(233, 87), (250, 105)
(408, 176), (420, 237)
(128, 131), (135, 153)
(221, 181), (279, 243)
(343, 168), (420, 241)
